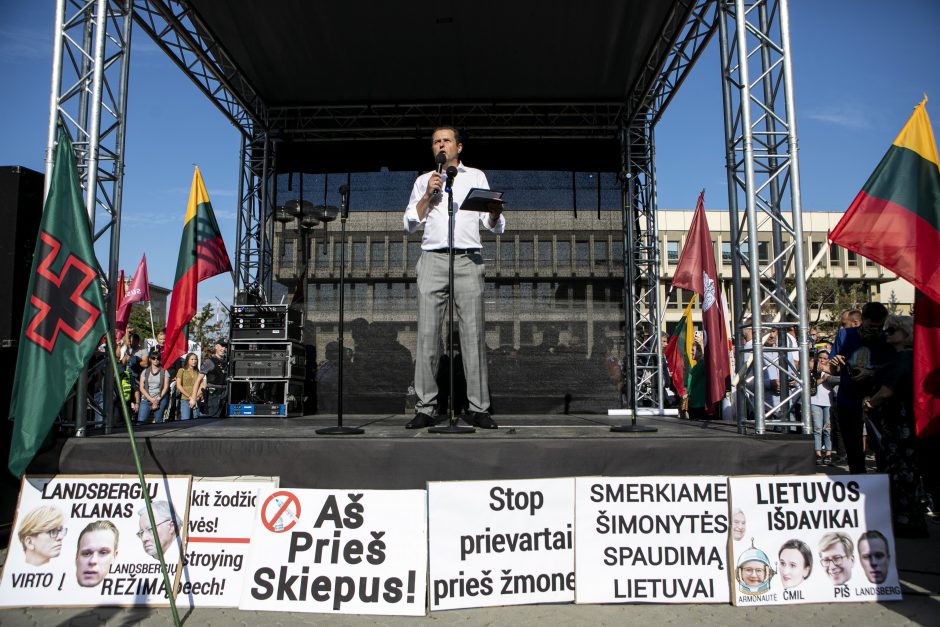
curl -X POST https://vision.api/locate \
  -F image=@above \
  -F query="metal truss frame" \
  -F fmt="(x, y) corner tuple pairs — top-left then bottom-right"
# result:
(46, 0), (134, 435)
(234, 132), (276, 302)
(619, 118), (664, 409)
(718, 0), (811, 434)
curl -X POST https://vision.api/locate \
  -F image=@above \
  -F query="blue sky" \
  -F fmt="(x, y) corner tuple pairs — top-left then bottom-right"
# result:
(1, 1), (938, 310)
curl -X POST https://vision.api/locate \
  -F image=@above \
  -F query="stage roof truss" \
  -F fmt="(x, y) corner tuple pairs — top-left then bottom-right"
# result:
(132, 0), (267, 135)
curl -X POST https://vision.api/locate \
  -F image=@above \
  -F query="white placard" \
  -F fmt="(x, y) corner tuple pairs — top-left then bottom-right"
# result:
(428, 478), (575, 610)
(575, 476), (731, 604)
(177, 477), (278, 608)
(0, 475), (191, 608)
(728, 474), (902, 605)
(238, 488), (427, 616)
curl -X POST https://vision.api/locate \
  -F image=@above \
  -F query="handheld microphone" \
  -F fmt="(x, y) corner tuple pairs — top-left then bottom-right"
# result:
(432, 151), (446, 196)
(339, 184), (350, 220)
(445, 165), (457, 192)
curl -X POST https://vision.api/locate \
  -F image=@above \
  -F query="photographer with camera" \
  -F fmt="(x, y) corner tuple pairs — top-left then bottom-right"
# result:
(828, 302), (892, 474)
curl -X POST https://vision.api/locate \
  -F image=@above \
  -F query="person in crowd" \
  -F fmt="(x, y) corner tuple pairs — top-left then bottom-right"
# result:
(732, 509), (747, 542)
(116, 327), (138, 365)
(17, 506), (65, 566)
(857, 530), (890, 584)
(862, 314), (927, 537)
(841, 309), (862, 329)
(828, 302), (892, 473)
(818, 532), (855, 585)
(196, 340), (229, 418)
(137, 501), (182, 559)
(402, 126), (505, 430)
(810, 350), (834, 465)
(137, 350), (170, 424)
(777, 539), (813, 589)
(175, 352), (201, 421)
(75, 520), (119, 588)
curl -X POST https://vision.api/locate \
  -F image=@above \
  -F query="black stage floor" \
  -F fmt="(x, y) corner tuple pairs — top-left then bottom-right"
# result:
(53, 414), (815, 488)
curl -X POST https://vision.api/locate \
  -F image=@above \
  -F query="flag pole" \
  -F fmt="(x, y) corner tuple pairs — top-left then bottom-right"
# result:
(148, 302), (157, 343)
(103, 330), (181, 626)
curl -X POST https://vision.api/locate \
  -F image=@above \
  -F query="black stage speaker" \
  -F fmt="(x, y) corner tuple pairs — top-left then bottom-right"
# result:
(0, 166), (43, 533)
(0, 166), (44, 348)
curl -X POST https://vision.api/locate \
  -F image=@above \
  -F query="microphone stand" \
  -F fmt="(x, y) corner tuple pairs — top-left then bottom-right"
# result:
(430, 166), (474, 434)
(317, 183), (364, 436)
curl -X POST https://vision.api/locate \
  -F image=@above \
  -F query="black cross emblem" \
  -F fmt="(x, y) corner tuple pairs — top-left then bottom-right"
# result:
(25, 232), (101, 353)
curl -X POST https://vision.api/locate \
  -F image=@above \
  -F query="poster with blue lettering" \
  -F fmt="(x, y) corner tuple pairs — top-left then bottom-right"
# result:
(427, 478), (575, 610)
(574, 476), (731, 604)
(0, 475), (191, 607)
(728, 474), (902, 606)
(238, 488), (427, 616)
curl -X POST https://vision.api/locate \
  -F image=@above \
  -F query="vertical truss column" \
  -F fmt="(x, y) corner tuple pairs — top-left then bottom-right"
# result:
(234, 131), (275, 301)
(718, 0), (810, 434)
(46, 0), (134, 435)
(620, 118), (664, 409)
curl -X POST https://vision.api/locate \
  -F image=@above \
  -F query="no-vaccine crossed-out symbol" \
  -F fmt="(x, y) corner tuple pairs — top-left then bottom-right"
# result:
(261, 490), (301, 533)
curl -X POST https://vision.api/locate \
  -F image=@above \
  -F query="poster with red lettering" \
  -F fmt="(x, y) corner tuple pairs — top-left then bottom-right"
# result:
(0, 475), (191, 607)
(728, 474), (902, 606)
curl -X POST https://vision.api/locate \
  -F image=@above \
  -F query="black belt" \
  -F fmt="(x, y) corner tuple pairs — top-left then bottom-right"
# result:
(427, 247), (480, 255)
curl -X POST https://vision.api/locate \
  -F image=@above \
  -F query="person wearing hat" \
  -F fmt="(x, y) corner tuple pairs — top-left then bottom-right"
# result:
(196, 339), (229, 418)
(735, 541), (775, 595)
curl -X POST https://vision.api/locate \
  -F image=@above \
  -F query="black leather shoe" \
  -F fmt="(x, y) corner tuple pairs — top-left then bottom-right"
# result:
(471, 412), (498, 429)
(406, 413), (433, 429)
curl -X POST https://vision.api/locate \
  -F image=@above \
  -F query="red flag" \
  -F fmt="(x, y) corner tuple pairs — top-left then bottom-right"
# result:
(914, 292), (940, 438)
(163, 168), (232, 364)
(672, 192), (730, 412)
(115, 254), (150, 337)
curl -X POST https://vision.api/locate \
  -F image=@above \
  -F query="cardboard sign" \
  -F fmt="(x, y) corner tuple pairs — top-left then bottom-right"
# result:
(428, 478), (575, 610)
(0, 475), (191, 607)
(728, 474), (902, 605)
(575, 476), (731, 604)
(177, 476), (278, 608)
(239, 488), (427, 616)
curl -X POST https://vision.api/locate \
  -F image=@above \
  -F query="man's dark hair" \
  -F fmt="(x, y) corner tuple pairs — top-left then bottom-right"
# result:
(861, 301), (889, 322)
(432, 126), (462, 144)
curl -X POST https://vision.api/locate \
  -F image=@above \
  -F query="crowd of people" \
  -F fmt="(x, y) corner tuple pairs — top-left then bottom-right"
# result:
(105, 327), (229, 424)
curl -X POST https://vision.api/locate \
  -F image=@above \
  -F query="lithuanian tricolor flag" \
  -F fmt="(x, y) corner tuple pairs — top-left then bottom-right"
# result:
(831, 98), (940, 439)
(830, 97), (940, 303)
(664, 294), (697, 398)
(163, 167), (232, 364)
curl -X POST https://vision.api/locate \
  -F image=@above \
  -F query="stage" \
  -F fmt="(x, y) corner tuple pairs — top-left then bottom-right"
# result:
(52, 414), (815, 488)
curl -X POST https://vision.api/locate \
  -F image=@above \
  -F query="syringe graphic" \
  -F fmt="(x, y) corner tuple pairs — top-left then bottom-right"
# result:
(273, 497), (299, 532)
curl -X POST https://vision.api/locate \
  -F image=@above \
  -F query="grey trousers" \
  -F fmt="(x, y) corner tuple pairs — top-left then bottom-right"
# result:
(414, 251), (490, 415)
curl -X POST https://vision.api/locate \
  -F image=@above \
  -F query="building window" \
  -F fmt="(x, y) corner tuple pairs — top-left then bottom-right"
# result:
(483, 240), (497, 263)
(538, 239), (552, 265)
(846, 250), (858, 266)
(865, 256), (875, 267)
(500, 238), (515, 266)
(557, 239), (571, 266)
(595, 239), (609, 265)
(611, 240), (623, 265)
(352, 241), (367, 268)
(721, 242), (732, 265)
(667, 240), (680, 264)
(370, 240), (385, 269)
(407, 240), (422, 267)
(519, 240), (534, 263)
(389, 240), (404, 270)
(811, 241), (824, 260)
(758, 241), (770, 264)
(829, 243), (841, 265)
(279, 240), (296, 268)
(575, 240), (589, 265)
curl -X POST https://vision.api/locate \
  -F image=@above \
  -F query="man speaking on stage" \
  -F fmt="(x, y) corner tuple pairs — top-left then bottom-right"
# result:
(403, 127), (505, 430)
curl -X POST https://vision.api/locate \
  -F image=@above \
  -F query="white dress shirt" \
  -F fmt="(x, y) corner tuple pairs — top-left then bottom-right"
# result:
(403, 162), (506, 250)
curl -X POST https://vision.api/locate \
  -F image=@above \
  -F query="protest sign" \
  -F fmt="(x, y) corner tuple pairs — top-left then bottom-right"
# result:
(0, 475), (191, 607)
(575, 476), (731, 604)
(239, 488), (427, 616)
(177, 476), (278, 608)
(428, 478), (574, 610)
(728, 474), (902, 605)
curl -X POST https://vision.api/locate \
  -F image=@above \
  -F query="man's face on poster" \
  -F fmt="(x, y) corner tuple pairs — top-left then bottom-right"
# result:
(137, 515), (176, 559)
(732, 511), (746, 541)
(76, 529), (117, 587)
(820, 543), (854, 585)
(859, 537), (889, 584)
